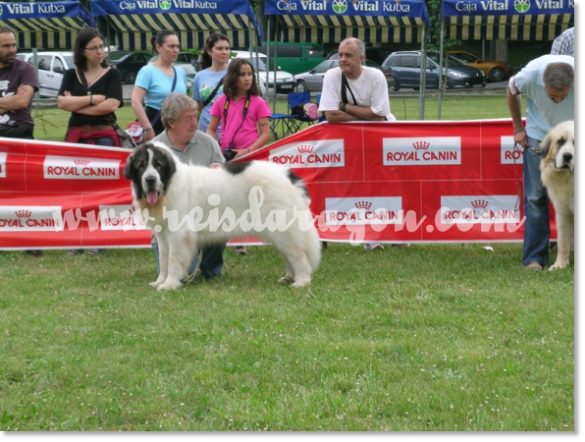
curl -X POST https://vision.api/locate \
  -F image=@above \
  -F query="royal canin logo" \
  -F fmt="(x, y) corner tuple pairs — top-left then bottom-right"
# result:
(297, 144), (314, 154)
(269, 140), (345, 168)
(355, 201), (372, 210)
(412, 141), (430, 151)
(15, 210), (32, 218)
(99, 205), (148, 231)
(384, 137), (461, 166)
(471, 200), (489, 209)
(44, 156), (120, 180)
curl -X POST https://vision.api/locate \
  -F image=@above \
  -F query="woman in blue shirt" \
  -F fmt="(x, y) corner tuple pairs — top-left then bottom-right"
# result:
(131, 30), (186, 142)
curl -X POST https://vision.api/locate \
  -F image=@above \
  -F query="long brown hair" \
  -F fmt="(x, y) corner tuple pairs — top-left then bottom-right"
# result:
(223, 58), (261, 98)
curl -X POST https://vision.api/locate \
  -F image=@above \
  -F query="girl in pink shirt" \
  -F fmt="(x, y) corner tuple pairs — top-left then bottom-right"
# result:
(207, 58), (271, 161)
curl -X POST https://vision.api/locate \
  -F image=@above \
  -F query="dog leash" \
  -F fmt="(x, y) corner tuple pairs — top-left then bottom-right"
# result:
(511, 141), (541, 212)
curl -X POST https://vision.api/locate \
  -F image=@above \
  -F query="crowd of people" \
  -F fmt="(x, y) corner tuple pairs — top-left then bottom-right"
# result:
(1, 24), (574, 274)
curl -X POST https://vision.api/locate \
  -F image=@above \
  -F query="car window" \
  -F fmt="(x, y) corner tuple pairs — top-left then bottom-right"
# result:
(399, 56), (416, 68)
(452, 52), (476, 63)
(277, 46), (301, 57)
(306, 45), (325, 58)
(384, 57), (398, 67)
(314, 61), (333, 73)
(53, 57), (65, 74)
(364, 60), (380, 68)
(37, 55), (51, 71)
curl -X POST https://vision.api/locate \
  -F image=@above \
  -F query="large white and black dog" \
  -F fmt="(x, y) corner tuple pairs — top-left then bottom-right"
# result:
(539, 120), (574, 270)
(124, 142), (321, 290)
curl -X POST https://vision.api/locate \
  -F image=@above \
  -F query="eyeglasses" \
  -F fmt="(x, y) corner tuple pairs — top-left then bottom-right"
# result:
(85, 44), (105, 52)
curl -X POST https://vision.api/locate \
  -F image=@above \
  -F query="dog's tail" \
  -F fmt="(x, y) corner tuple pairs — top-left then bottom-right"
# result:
(305, 223), (322, 273)
(287, 170), (311, 204)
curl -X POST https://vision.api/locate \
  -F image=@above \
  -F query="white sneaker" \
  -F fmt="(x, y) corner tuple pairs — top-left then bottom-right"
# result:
(364, 243), (384, 250)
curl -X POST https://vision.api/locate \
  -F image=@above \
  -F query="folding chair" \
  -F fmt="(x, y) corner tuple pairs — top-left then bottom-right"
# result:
(270, 111), (298, 140)
(288, 92), (320, 127)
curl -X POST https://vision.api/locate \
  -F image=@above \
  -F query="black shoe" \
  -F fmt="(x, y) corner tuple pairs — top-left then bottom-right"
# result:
(203, 273), (224, 281)
(550, 242), (558, 251)
(26, 250), (43, 257)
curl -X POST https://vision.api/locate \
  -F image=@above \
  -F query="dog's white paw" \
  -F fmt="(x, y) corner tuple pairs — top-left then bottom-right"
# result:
(290, 279), (311, 288)
(548, 261), (569, 271)
(156, 280), (183, 290)
(279, 276), (294, 285)
(149, 281), (162, 288)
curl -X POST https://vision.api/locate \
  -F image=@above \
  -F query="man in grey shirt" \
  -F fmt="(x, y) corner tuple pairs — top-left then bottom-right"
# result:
(153, 93), (226, 279)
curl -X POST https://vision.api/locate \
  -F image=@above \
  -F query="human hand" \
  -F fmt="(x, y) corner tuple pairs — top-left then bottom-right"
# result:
(91, 94), (106, 105)
(513, 128), (528, 148)
(143, 128), (155, 141)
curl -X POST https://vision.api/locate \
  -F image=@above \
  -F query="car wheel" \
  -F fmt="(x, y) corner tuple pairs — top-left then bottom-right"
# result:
(125, 70), (137, 85)
(294, 80), (307, 93)
(489, 67), (505, 82)
(388, 81), (399, 93)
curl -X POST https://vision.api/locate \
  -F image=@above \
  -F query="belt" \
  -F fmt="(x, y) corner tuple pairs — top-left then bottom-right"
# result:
(69, 125), (114, 133)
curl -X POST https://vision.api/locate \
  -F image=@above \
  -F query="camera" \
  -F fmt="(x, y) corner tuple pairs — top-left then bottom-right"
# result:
(222, 148), (237, 161)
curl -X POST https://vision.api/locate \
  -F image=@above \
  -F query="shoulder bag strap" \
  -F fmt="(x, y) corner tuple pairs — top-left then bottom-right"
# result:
(202, 76), (225, 108)
(341, 74), (357, 105)
(150, 67), (178, 128)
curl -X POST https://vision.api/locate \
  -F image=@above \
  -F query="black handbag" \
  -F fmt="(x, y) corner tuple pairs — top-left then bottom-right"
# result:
(105, 114), (137, 149)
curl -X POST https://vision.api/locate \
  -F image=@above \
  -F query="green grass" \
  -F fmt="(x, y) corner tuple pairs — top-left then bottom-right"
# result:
(32, 95), (517, 142)
(0, 244), (574, 431)
(2, 95), (572, 431)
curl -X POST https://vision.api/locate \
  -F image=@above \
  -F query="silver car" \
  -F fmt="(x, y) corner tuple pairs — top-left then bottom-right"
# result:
(293, 59), (396, 93)
(16, 52), (74, 98)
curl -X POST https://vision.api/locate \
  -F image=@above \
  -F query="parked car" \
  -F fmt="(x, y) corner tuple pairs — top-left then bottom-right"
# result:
(148, 52), (199, 91)
(382, 51), (486, 90)
(447, 50), (513, 82)
(250, 42), (327, 75)
(293, 59), (396, 93)
(328, 47), (394, 66)
(229, 50), (296, 96)
(109, 51), (150, 84)
(16, 51), (74, 98)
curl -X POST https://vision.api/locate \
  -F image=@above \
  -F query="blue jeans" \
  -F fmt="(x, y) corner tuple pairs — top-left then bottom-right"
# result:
(522, 136), (549, 266)
(93, 136), (116, 147)
(152, 242), (225, 278)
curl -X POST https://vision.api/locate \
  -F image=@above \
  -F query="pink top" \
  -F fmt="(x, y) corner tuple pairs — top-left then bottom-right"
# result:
(210, 94), (272, 151)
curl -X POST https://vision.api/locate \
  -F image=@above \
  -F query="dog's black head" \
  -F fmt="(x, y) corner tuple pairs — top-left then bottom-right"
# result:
(123, 142), (176, 205)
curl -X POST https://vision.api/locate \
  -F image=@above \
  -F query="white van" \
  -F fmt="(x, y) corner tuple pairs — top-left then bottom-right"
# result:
(229, 50), (296, 97)
(16, 52), (74, 98)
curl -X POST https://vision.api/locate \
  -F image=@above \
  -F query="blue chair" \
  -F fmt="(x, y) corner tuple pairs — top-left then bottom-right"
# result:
(288, 92), (320, 126)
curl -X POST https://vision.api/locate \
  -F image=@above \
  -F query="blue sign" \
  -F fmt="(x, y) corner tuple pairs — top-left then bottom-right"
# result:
(441, 0), (574, 18)
(0, 1), (95, 26)
(90, 0), (253, 17)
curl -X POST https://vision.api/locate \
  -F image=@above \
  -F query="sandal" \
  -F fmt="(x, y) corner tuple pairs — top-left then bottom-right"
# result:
(526, 262), (543, 271)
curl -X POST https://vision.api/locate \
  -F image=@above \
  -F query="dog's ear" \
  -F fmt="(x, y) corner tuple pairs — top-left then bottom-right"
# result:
(162, 148), (176, 176)
(123, 150), (137, 180)
(538, 132), (552, 157)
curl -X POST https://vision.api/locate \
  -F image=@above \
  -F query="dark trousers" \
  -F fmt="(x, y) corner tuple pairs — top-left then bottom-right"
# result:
(145, 106), (165, 136)
(0, 123), (34, 139)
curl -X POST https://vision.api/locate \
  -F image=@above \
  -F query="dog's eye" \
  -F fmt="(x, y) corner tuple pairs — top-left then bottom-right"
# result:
(153, 160), (162, 168)
(557, 138), (566, 146)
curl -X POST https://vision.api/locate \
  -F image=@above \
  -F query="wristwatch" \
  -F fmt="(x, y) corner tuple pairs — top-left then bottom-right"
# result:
(144, 127), (153, 132)
(340, 103), (347, 112)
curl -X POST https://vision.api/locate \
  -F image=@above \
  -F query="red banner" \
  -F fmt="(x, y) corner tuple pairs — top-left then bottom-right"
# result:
(0, 119), (554, 250)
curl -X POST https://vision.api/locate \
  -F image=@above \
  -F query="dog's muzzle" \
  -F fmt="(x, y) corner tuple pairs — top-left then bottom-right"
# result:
(143, 175), (160, 204)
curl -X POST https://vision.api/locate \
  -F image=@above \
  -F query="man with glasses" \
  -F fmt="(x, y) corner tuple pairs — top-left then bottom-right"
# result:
(0, 27), (38, 139)
(507, 55), (574, 271)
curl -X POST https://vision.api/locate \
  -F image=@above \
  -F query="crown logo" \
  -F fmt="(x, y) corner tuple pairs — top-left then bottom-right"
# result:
(471, 200), (489, 209)
(16, 210), (32, 218)
(355, 201), (372, 210)
(74, 160), (91, 166)
(297, 144), (314, 154)
(412, 141), (430, 150)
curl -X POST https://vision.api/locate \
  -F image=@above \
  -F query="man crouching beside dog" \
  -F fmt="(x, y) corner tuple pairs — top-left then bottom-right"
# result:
(507, 54), (574, 271)
(124, 93), (321, 290)
(150, 93), (227, 280)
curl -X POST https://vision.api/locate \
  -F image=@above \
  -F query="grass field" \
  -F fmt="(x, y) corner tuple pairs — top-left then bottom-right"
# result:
(0, 95), (574, 432)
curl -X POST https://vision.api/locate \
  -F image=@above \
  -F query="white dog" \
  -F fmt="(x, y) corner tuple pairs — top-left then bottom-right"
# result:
(123, 142), (321, 290)
(539, 120), (574, 270)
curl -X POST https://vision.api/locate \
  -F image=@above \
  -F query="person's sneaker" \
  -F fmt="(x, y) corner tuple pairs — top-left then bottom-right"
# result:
(203, 273), (224, 281)
(364, 243), (384, 250)
(26, 250), (43, 257)
(87, 248), (104, 256)
(392, 243), (411, 248)
(235, 246), (247, 256)
(526, 262), (543, 271)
